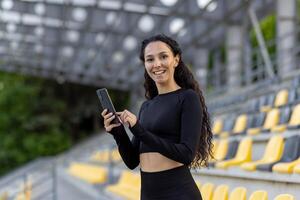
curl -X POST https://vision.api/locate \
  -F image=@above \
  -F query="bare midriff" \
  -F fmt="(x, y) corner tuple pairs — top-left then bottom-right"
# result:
(140, 152), (183, 172)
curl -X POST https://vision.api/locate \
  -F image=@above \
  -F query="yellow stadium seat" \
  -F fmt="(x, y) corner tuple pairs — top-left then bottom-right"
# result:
(216, 137), (252, 169)
(273, 157), (300, 174)
(271, 107), (291, 133)
(241, 135), (284, 171)
(106, 170), (140, 200)
(213, 119), (223, 135)
(14, 180), (32, 200)
(90, 148), (121, 163)
(212, 184), (229, 200)
(274, 194), (295, 200)
(229, 187), (247, 200)
(260, 89), (289, 112)
(293, 163), (300, 174)
(274, 90), (289, 107)
(209, 139), (228, 163)
(200, 183), (215, 200)
(67, 162), (107, 184)
(232, 114), (248, 135)
(287, 104), (300, 129)
(249, 190), (268, 200)
(90, 149), (110, 163)
(247, 108), (280, 135)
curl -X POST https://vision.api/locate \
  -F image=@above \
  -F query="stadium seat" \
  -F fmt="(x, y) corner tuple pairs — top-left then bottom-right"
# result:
(241, 135), (284, 171)
(219, 117), (235, 138)
(274, 194), (295, 200)
(271, 107), (291, 133)
(200, 183), (215, 200)
(90, 148), (121, 163)
(14, 180), (32, 200)
(67, 162), (108, 184)
(106, 170), (140, 200)
(228, 187), (247, 200)
(261, 89), (289, 112)
(257, 135), (300, 172)
(223, 140), (239, 160)
(231, 114), (248, 135)
(209, 140), (238, 167)
(293, 163), (300, 174)
(246, 112), (266, 134)
(212, 118), (223, 136)
(212, 184), (229, 200)
(216, 137), (252, 169)
(208, 139), (228, 166)
(248, 109), (280, 135)
(273, 157), (300, 174)
(287, 104), (300, 129)
(249, 190), (268, 200)
(260, 93), (275, 112)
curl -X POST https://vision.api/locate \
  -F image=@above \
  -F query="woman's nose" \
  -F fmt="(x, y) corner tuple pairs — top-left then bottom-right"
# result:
(153, 59), (162, 68)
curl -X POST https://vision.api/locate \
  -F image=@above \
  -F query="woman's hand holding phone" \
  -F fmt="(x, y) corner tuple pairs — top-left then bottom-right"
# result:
(101, 109), (121, 132)
(101, 108), (137, 132)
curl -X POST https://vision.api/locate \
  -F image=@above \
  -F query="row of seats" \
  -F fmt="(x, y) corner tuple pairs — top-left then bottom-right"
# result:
(90, 148), (122, 164)
(212, 103), (300, 137)
(67, 162), (108, 184)
(66, 147), (122, 183)
(199, 182), (295, 200)
(0, 180), (32, 200)
(248, 88), (300, 114)
(210, 135), (300, 173)
(105, 170), (295, 200)
(208, 75), (300, 113)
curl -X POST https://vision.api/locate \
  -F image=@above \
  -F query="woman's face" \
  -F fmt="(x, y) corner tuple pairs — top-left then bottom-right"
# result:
(144, 41), (179, 86)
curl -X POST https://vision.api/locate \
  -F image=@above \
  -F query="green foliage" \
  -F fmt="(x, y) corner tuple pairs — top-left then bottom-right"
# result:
(250, 14), (276, 55)
(0, 72), (71, 176)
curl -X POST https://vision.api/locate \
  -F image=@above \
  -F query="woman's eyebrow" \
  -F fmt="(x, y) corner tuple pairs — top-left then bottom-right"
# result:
(145, 51), (169, 57)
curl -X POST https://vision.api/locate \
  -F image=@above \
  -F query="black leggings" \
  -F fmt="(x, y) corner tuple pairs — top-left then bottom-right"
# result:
(140, 165), (202, 200)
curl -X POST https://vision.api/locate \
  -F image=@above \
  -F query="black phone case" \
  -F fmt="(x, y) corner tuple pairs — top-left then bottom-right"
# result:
(96, 88), (120, 124)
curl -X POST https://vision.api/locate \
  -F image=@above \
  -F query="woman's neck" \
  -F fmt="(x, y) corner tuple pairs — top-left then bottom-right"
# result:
(156, 82), (181, 95)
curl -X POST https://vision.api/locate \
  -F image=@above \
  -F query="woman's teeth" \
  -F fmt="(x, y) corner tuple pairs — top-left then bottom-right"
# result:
(154, 70), (166, 75)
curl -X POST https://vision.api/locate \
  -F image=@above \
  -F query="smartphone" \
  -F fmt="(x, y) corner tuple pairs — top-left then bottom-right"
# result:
(96, 88), (120, 124)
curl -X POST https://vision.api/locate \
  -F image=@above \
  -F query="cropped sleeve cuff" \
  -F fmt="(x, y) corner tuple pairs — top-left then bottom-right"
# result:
(129, 121), (144, 136)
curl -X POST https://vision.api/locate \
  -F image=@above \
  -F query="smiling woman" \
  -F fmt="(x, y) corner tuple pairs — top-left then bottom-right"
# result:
(101, 34), (213, 200)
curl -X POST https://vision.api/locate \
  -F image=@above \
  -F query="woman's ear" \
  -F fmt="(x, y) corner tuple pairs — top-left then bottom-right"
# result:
(174, 55), (180, 67)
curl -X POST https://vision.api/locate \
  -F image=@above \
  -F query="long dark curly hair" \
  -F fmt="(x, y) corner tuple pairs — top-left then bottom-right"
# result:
(139, 34), (213, 168)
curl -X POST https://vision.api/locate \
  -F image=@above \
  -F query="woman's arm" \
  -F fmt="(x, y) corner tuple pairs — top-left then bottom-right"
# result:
(109, 125), (140, 169)
(129, 91), (203, 165)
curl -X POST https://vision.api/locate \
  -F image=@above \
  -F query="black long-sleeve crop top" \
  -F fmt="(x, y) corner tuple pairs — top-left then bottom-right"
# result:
(110, 88), (203, 170)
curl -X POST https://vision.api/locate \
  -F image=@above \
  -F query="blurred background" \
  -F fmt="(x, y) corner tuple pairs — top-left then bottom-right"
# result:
(0, 0), (300, 199)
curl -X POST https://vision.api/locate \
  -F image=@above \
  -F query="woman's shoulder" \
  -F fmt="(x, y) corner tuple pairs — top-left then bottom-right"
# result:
(180, 88), (198, 99)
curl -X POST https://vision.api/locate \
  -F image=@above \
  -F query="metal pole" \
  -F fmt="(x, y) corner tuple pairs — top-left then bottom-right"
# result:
(248, 6), (275, 78)
(52, 162), (57, 200)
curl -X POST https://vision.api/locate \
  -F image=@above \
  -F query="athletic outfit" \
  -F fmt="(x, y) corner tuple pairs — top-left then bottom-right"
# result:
(110, 88), (203, 200)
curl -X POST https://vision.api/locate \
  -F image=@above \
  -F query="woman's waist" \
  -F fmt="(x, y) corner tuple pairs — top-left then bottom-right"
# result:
(139, 152), (184, 172)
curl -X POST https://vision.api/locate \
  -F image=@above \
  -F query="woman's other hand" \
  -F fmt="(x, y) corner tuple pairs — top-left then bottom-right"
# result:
(101, 109), (121, 132)
(116, 109), (137, 127)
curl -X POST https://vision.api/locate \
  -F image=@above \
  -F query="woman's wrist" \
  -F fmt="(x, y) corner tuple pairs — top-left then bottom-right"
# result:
(129, 121), (144, 136)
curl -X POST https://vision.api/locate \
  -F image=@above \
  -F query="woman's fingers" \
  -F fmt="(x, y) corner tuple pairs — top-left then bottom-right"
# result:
(105, 114), (116, 125)
(101, 109), (107, 116)
(116, 111), (123, 115)
(103, 112), (113, 120)
(105, 123), (121, 132)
